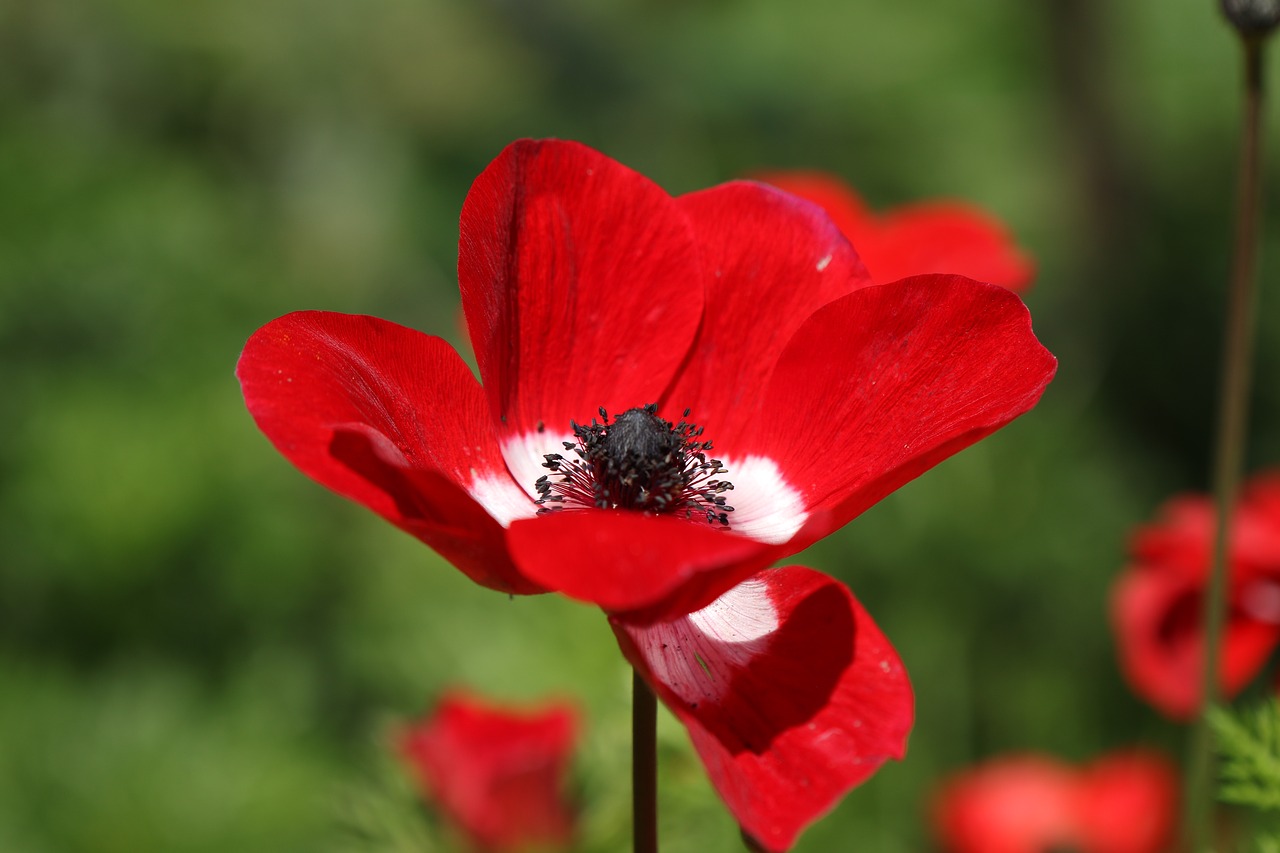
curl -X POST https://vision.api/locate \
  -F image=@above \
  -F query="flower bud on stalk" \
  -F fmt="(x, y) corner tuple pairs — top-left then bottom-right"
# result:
(1222, 0), (1280, 36)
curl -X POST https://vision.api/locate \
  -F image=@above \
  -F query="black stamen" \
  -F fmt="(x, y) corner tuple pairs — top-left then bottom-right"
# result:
(534, 404), (735, 527)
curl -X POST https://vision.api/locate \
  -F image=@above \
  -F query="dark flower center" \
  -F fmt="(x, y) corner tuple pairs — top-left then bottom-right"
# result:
(534, 404), (735, 527)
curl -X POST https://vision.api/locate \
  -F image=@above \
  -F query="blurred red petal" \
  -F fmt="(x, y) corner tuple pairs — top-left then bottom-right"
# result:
(934, 751), (1177, 853)
(934, 756), (1080, 853)
(870, 203), (1035, 290)
(737, 276), (1055, 550)
(401, 691), (578, 851)
(1110, 561), (1279, 719)
(1076, 752), (1179, 853)
(758, 172), (1034, 290)
(1129, 476), (1280, 580)
(1112, 470), (1280, 718)
(459, 138), (704, 441)
(613, 567), (913, 851)
(1128, 495), (1216, 576)
(751, 172), (876, 239)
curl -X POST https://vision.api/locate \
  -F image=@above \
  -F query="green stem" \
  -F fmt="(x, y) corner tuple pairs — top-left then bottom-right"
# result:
(1186, 30), (1268, 853)
(633, 669), (658, 853)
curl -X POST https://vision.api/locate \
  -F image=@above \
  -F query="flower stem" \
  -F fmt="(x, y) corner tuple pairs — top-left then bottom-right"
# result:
(1186, 24), (1270, 853)
(633, 669), (658, 853)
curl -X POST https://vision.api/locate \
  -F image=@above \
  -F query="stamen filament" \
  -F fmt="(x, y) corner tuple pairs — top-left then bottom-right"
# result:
(534, 404), (735, 527)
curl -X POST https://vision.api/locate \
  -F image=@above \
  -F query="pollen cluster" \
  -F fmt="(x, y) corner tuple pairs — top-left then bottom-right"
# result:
(534, 404), (735, 526)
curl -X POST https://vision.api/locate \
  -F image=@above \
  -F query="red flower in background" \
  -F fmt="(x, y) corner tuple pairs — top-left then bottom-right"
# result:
(238, 139), (1056, 849)
(934, 751), (1178, 853)
(400, 691), (578, 851)
(1111, 472), (1280, 719)
(756, 172), (1035, 291)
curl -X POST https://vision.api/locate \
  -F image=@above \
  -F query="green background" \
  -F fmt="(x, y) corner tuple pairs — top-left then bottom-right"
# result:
(2, 0), (1276, 850)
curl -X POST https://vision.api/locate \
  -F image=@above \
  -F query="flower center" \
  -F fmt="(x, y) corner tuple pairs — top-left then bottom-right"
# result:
(534, 404), (735, 527)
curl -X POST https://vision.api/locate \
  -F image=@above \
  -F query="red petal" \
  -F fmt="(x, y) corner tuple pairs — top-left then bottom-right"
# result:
(933, 756), (1080, 853)
(758, 172), (1034, 291)
(459, 139), (704, 440)
(330, 427), (543, 593)
(738, 276), (1056, 550)
(751, 172), (876, 240)
(1128, 495), (1215, 576)
(400, 691), (579, 851)
(1110, 562), (1280, 719)
(506, 511), (782, 619)
(932, 751), (1177, 853)
(1132, 475), (1280, 578)
(869, 204), (1034, 291)
(237, 311), (542, 594)
(1076, 752), (1178, 853)
(1111, 471), (1280, 718)
(613, 567), (913, 852)
(664, 180), (876, 452)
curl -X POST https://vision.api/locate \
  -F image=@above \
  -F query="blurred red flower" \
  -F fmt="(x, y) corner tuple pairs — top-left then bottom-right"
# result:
(934, 751), (1178, 853)
(1111, 472), (1280, 719)
(756, 172), (1034, 291)
(238, 139), (1056, 849)
(400, 691), (578, 851)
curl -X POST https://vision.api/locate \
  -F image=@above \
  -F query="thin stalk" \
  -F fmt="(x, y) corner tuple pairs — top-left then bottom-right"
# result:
(1186, 31), (1268, 853)
(633, 669), (658, 853)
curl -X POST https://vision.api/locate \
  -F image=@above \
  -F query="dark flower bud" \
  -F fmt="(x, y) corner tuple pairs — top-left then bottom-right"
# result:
(1221, 0), (1280, 35)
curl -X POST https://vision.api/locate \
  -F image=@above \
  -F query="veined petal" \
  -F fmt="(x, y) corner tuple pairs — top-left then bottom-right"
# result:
(717, 454), (811, 546)
(330, 427), (542, 593)
(737, 276), (1056, 551)
(498, 428), (578, 505)
(237, 311), (542, 594)
(613, 567), (913, 852)
(664, 181), (875, 451)
(506, 511), (781, 620)
(459, 139), (704, 442)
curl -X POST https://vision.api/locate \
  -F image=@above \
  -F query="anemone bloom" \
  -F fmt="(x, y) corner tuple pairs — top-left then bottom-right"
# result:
(933, 751), (1178, 853)
(1111, 471), (1280, 719)
(400, 691), (578, 851)
(238, 139), (1056, 849)
(756, 171), (1035, 291)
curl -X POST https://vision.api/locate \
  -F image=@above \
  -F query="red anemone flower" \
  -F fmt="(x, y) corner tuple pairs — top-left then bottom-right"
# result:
(756, 171), (1035, 291)
(933, 751), (1178, 853)
(1111, 471), (1280, 719)
(400, 691), (578, 851)
(238, 139), (1056, 849)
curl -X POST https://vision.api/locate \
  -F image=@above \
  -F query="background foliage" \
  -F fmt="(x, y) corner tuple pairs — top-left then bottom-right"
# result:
(3, 0), (1278, 850)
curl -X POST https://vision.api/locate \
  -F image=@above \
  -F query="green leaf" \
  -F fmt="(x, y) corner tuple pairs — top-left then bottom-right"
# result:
(1210, 699), (1280, 811)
